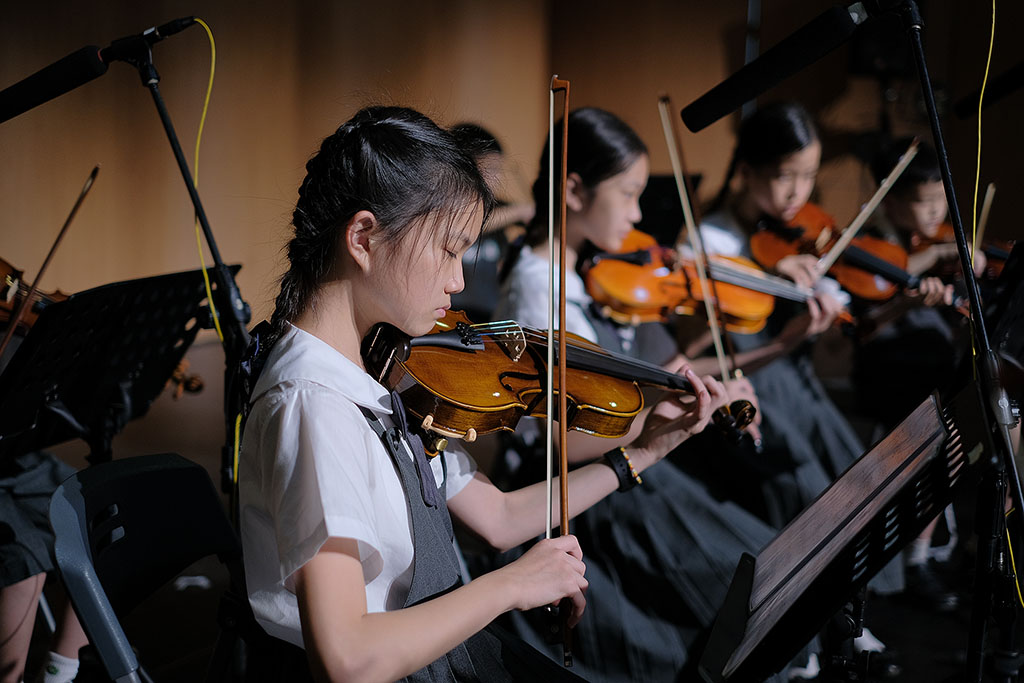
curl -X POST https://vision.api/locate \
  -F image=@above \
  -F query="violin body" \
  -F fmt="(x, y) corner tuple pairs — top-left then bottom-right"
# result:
(911, 222), (1014, 281)
(0, 257), (67, 331)
(585, 229), (775, 333)
(364, 310), (659, 445)
(750, 203), (911, 301)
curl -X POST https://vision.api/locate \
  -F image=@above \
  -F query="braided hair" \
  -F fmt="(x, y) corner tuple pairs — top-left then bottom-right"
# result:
(271, 106), (494, 337)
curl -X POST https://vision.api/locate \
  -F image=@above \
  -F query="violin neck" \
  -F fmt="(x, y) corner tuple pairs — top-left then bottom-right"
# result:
(562, 343), (693, 393)
(842, 244), (919, 289)
(707, 259), (812, 303)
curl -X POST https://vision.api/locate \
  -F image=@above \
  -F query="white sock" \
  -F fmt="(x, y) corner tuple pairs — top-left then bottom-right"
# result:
(854, 626), (886, 653)
(905, 538), (930, 567)
(35, 651), (79, 683)
(788, 652), (820, 679)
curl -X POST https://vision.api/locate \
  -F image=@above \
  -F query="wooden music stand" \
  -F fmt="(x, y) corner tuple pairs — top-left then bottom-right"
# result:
(699, 381), (990, 682)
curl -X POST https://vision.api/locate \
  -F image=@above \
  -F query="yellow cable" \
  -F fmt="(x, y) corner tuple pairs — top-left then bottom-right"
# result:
(1006, 525), (1024, 609)
(192, 17), (224, 343)
(971, 1), (995, 275)
(967, 0), (996, 364)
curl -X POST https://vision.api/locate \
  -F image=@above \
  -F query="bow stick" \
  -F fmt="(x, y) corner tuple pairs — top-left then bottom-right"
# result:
(813, 138), (920, 278)
(546, 74), (573, 668)
(659, 95), (738, 381)
(0, 165), (99, 360)
(975, 182), (995, 256)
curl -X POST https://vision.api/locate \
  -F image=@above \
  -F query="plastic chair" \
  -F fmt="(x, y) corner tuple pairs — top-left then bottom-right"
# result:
(49, 453), (243, 682)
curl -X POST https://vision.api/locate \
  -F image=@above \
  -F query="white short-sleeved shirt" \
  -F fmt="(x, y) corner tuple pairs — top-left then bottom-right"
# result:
(493, 246), (600, 343)
(698, 207), (750, 258)
(238, 324), (477, 648)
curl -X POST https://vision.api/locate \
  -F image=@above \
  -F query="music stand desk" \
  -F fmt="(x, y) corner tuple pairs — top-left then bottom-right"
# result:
(0, 266), (238, 463)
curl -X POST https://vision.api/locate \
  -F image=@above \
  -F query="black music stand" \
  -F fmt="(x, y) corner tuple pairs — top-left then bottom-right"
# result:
(0, 266), (239, 464)
(699, 382), (991, 682)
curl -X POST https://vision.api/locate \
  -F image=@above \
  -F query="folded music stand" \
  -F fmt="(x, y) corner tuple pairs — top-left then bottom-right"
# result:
(0, 266), (239, 464)
(699, 382), (990, 682)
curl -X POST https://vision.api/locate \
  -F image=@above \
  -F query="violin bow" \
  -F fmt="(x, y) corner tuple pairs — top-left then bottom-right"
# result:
(975, 182), (996, 256)
(546, 74), (573, 668)
(0, 165), (99, 360)
(813, 138), (920, 278)
(658, 95), (738, 380)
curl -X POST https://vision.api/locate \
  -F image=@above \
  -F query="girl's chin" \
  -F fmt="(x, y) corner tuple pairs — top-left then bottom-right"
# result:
(779, 207), (801, 222)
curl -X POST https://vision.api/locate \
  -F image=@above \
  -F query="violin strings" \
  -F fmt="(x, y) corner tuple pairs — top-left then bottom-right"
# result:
(6, 283), (58, 305)
(462, 321), (695, 388)
(706, 263), (811, 301)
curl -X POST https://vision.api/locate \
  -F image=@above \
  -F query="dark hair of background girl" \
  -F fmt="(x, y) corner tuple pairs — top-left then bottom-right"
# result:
(271, 106), (494, 336)
(524, 107), (647, 247)
(450, 122), (503, 158)
(870, 136), (941, 196)
(708, 101), (820, 213)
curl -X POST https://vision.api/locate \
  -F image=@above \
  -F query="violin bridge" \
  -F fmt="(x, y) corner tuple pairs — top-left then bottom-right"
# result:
(3, 275), (17, 303)
(487, 321), (526, 362)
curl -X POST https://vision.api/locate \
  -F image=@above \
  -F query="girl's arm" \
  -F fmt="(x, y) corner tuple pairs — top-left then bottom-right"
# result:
(448, 370), (723, 551)
(682, 292), (844, 376)
(296, 534), (587, 683)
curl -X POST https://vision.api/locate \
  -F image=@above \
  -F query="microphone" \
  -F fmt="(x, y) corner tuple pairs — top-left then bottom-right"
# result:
(681, 4), (868, 132)
(100, 16), (197, 64)
(0, 46), (107, 123)
(0, 17), (195, 124)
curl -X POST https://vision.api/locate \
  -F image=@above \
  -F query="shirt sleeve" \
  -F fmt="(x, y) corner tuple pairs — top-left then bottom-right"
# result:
(439, 443), (478, 499)
(259, 386), (389, 589)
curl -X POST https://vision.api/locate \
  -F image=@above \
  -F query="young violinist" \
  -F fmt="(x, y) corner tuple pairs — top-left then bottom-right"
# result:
(493, 106), (808, 682)
(237, 106), (721, 683)
(676, 102), (884, 533)
(850, 138), (974, 612)
(696, 102), (933, 671)
(870, 138), (985, 281)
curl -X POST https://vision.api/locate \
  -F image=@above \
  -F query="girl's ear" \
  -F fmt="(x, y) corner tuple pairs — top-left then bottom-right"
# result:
(345, 210), (379, 273)
(565, 172), (586, 212)
(735, 160), (753, 187)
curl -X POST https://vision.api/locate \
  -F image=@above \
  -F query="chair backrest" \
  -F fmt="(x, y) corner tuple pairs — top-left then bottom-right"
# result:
(49, 453), (241, 682)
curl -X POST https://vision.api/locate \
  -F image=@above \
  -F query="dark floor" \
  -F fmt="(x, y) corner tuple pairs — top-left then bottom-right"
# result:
(22, 335), (1024, 682)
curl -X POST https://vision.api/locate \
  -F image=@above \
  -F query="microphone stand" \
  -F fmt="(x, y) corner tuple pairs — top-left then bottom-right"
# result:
(877, 2), (1024, 679)
(107, 36), (251, 498)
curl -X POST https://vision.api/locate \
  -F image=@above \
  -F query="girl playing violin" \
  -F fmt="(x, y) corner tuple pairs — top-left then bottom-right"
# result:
(850, 138), (977, 613)
(237, 106), (720, 683)
(684, 102), (876, 528)
(493, 107), (804, 682)
(869, 138), (986, 281)
(697, 101), (912, 670)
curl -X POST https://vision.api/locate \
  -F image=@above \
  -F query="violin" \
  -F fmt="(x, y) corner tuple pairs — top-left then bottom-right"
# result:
(584, 228), (855, 331)
(585, 230), (776, 333)
(0, 257), (68, 333)
(911, 222), (1013, 281)
(750, 202), (925, 301)
(981, 239), (1014, 280)
(361, 309), (751, 452)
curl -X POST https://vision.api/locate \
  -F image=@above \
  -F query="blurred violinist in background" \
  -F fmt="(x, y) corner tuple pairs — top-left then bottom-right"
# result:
(689, 103), (911, 672)
(850, 138), (980, 613)
(449, 124), (535, 324)
(694, 102), (878, 530)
